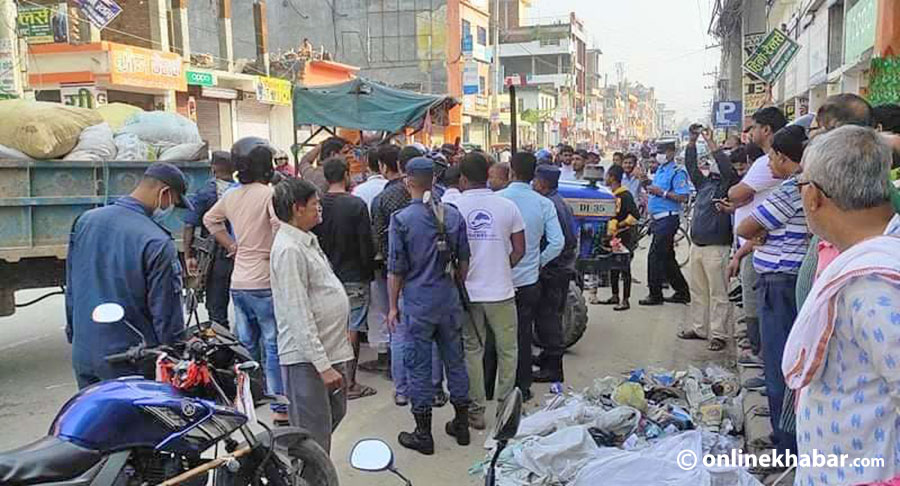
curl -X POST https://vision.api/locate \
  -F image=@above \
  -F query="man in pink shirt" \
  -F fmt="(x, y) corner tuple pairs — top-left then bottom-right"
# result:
(204, 137), (288, 424)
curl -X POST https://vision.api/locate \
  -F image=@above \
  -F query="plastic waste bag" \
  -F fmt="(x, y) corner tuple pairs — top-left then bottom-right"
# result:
(120, 111), (201, 148)
(515, 401), (605, 438)
(0, 144), (33, 160)
(514, 426), (601, 483)
(592, 406), (640, 440)
(64, 123), (117, 161)
(114, 133), (157, 161)
(95, 103), (143, 132)
(612, 382), (647, 411)
(159, 142), (208, 161)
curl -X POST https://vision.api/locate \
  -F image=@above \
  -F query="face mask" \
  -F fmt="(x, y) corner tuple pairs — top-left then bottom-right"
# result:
(656, 154), (667, 164)
(152, 188), (173, 223)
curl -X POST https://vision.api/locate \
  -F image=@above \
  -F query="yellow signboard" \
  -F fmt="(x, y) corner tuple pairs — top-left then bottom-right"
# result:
(108, 43), (187, 92)
(256, 76), (292, 106)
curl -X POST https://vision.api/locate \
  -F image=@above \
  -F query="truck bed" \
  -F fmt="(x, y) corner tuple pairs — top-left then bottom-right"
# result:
(0, 159), (212, 262)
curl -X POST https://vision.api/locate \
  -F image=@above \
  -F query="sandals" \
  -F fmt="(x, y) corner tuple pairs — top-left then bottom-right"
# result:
(708, 338), (727, 351)
(677, 330), (705, 341)
(348, 383), (378, 401)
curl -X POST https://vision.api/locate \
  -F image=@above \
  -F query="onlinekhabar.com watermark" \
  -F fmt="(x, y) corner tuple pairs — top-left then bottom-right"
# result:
(676, 449), (886, 471)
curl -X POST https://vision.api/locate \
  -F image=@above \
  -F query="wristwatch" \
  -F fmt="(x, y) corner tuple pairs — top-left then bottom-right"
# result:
(663, 190), (669, 199)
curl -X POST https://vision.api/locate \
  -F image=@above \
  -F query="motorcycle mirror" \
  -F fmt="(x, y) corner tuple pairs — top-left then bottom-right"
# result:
(350, 439), (394, 472)
(92, 303), (125, 324)
(491, 388), (523, 441)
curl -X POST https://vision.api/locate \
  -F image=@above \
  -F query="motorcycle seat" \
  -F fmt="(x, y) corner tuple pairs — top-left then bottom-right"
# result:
(0, 436), (102, 485)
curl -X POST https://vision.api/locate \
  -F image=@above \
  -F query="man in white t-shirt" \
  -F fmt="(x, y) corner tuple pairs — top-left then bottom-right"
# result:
(724, 106), (788, 370)
(453, 152), (526, 430)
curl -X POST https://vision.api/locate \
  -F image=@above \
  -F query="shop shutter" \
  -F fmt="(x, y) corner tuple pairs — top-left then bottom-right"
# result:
(196, 99), (222, 151)
(236, 100), (271, 141)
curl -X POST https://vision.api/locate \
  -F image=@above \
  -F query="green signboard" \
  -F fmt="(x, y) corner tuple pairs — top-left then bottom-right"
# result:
(186, 70), (216, 87)
(844, 0), (876, 65)
(17, 6), (65, 44)
(743, 29), (800, 84)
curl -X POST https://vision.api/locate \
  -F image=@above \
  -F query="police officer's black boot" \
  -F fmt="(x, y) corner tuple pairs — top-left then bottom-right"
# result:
(399, 410), (434, 455)
(445, 402), (470, 446)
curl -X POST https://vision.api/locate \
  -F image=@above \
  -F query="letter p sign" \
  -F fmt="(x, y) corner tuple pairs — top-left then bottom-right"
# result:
(713, 101), (742, 128)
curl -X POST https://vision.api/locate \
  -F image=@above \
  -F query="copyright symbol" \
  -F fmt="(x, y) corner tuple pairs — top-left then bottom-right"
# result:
(677, 450), (698, 471)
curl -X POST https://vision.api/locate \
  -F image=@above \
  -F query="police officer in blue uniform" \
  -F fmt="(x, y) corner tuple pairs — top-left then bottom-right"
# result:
(638, 142), (691, 306)
(66, 163), (191, 388)
(387, 157), (472, 455)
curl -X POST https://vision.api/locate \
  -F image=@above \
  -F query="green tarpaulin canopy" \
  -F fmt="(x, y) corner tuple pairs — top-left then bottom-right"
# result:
(293, 78), (457, 133)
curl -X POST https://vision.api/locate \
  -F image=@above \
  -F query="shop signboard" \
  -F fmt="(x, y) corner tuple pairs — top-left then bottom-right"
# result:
(61, 85), (108, 108)
(76, 0), (122, 30)
(186, 70), (216, 87)
(463, 62), (479, 95)
(0, 40), (16, 97)
(844, 0), (876, 65)
(744, 77), (768, 118)
(17, 5), (68, 44)
(743, 29), (800, 84)
(255, 76), (291, 106)
(108, 43), (187, 91)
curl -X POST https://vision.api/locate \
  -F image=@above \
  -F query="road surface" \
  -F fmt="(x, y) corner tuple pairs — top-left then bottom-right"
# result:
(0, 250), (730, 485)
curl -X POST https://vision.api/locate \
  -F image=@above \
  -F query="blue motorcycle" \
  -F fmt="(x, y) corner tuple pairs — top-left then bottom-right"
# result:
(0, 303), (339, 486)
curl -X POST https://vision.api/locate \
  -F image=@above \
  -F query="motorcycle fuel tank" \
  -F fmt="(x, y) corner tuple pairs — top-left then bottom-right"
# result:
(50, 378), (247, 454)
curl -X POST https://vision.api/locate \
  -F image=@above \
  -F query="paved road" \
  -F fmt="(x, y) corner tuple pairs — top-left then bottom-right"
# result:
(0, 251), (730, 485)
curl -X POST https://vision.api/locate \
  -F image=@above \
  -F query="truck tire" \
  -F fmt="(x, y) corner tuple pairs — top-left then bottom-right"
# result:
(533, 281), (589, 349)
(562, 280), (589, 348)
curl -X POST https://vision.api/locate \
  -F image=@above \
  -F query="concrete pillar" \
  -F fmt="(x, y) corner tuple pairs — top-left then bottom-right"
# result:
(219, 0), (234, 72)
(171, 0), (191, 59)
(253, 0), (269, 75)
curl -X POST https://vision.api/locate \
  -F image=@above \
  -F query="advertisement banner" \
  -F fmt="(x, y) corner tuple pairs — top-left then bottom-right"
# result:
(255, 76), (292, 105)
(0, 40), (16, 97)
(108, 44), (187, 91)
(76, 0), (122, 30)
(18, 5), (68, 44)
(61, 85), (108, 108)
(186, 70), (216, 87)
(743, 29), (800, 84)
(744, 79), (768, 118)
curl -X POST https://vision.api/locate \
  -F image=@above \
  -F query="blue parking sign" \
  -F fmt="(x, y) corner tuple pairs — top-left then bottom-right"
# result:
(713, 101), (742, 128)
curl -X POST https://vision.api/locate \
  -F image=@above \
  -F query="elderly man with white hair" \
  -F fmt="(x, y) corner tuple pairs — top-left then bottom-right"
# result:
(784, 125), (900, 486)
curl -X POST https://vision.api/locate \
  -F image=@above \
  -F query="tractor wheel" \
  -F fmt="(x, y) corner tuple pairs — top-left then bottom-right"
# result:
(533, 280), (589, 349)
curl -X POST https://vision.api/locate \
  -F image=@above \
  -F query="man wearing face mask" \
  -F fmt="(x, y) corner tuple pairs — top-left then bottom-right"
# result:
(66, 163), (192, 389)
(639, 141), (691, 306)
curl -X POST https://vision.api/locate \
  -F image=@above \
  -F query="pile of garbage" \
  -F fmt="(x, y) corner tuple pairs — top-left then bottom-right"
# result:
(477, 365), (763, 486)
(0, 100), (207, 162)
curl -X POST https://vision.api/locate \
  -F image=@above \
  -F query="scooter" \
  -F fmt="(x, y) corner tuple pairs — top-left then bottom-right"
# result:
(0, 303), (339, 486)
(348, 388), (523, 486)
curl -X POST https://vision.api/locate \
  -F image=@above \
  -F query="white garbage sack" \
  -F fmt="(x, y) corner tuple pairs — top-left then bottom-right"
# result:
(515, 401), (605, 439)
(64, 123), (117, 161)
(114, 133), (157, 161)
(119, 111), (201, 148)
(514, 426), (601, 484)
(159, 142), (208, 161)
(592, 406), (641, 439)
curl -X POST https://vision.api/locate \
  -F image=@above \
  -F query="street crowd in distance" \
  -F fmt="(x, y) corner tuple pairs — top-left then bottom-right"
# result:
(63, 92), (900, 484)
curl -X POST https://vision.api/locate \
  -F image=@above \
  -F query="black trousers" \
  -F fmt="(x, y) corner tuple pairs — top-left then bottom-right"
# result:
(206, 250), (234, 327)
(647, 215), (689, 299)
(513, 282), (541, 394)
(610, 269), (632, 300)
(534, 274), (567, 382)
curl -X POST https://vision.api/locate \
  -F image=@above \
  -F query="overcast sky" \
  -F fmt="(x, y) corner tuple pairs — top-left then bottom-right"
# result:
(525, 0), (721, 122)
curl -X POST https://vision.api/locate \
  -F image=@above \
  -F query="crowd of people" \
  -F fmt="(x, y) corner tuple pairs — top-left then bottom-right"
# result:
(63, 91), (900, 483)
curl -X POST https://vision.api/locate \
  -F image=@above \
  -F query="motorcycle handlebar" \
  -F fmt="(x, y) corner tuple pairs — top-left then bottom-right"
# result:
(104, 351), (134, 364)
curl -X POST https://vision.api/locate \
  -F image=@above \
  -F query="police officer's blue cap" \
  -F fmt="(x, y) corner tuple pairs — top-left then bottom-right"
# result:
(406, 157), (434, 177)
(536, 148), (553, 162)
(144, 162), (194, 211)
(535, 164), (561, 185)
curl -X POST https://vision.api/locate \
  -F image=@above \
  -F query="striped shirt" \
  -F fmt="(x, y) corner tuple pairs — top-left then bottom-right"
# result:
(750, 176), (810, 274)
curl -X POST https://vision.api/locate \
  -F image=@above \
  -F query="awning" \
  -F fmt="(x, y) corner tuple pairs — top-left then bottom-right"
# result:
(293, 78), (458, 132)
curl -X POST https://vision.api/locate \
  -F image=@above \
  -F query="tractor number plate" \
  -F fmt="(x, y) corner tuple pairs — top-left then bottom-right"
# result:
(566, 198), (616, 218)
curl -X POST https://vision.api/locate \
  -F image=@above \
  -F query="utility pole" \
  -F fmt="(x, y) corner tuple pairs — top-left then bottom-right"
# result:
(490, 0), (500, 149)
(0, 0), (24, 98)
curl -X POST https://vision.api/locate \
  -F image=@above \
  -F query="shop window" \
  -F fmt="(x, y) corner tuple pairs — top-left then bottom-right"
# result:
(477, 26), (487, 46)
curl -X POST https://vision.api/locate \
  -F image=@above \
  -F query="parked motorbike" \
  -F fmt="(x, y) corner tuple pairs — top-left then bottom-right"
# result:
(0, 303), (339, 486)
(348, 388), (523, 486)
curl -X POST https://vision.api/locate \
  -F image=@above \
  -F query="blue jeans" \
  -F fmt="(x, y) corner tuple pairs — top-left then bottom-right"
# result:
(405, 311), (469, 413)
(232, 289), (286, 414)
(757, 272), (798, 453)
(391, 312), (444, 398)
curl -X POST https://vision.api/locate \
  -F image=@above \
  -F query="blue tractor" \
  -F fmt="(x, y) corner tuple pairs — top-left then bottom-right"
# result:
(547, 174), (629, 348)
